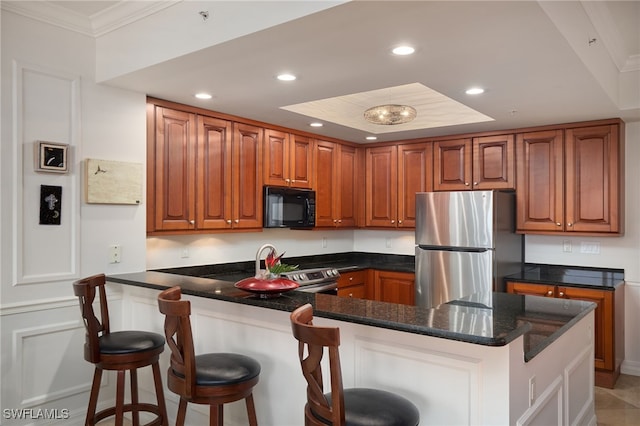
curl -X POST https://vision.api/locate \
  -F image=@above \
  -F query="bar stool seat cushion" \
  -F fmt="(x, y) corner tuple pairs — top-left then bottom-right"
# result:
(99, 330), (165, 355)
(171, 353), (261, 386)
(314, 388), (420, 426)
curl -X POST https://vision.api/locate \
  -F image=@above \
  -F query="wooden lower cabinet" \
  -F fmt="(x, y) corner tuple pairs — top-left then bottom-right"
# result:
(337, 270), (367, 299)
(374, 270), (415, 305)
(506, 281), (624, 388)
(337, 269), (415, 305)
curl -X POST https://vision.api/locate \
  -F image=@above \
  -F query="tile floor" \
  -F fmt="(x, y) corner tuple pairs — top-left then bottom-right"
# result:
(595, 374), (640, 426)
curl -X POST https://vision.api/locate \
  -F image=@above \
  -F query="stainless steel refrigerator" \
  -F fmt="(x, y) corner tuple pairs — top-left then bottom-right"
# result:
(415, 190), (523, 309)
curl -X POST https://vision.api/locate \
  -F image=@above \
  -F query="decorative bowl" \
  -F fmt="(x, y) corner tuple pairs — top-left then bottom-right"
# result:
(234, 276), (299, 298)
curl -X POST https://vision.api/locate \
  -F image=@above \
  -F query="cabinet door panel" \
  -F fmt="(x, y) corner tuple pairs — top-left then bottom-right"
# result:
(154, 107), (196, 231)
(198, 115), (232, 229)
(290, 134), (313, 188)
(434, 138), (472, 191)
(473, 134), (515, 189)
(263, 129), (289, 187)
(398, 143), (432, 228)
(516, 130), (564, 232)
(374, 270), (415, 305)
(233, 124), (263, 229)
(565, 125), (620, 233)
(558, 286), (611, 369)
(337, 145), (359, 227)
(314, 140), (338, 227)
(365, 146), (397, 227)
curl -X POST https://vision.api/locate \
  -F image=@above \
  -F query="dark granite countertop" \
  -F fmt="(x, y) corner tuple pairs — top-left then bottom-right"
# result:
(154, 252), (415, 281)
(107, 270), (596, 361)
(505, 263), (624, 290)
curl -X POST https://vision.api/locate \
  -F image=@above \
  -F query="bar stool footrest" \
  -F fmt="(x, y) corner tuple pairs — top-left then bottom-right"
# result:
(93, 402), (165, 426)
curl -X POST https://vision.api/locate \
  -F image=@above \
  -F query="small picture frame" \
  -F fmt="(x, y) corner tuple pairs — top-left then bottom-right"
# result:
(35, 141), (69, 173)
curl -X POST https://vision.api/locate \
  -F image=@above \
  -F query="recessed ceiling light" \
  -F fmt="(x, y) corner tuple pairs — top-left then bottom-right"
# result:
(310, 122), (323, 127)
(366, 136), (377, 141)
(392, 45), (415, 56)
(277, 73), (296, 81)
(195, 93), (212, 99)
(465, 87), (485, 95)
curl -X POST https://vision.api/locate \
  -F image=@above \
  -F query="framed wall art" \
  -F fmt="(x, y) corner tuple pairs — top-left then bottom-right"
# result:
(85, 158), (142, 204)
(35, 141), (69, 173)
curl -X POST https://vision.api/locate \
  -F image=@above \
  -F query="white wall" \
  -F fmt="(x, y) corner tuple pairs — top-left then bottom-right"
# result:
(1, 10), (147, 424)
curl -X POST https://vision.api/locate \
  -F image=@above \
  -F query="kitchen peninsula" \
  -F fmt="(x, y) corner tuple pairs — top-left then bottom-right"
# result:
(108, 270), (597, 426)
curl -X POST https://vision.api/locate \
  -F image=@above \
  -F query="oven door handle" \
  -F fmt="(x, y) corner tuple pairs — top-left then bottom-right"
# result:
(297, 282), (338, 293)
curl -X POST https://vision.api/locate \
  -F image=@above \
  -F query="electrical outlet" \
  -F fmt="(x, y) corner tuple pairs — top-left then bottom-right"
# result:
(529, 376), (536, 406)
(109, 245), (122, 264)
(562, 240), (572, 253)
(181, 247), (189, 258)
(385, 237), (392, 248)
(322, 237), (327, 248)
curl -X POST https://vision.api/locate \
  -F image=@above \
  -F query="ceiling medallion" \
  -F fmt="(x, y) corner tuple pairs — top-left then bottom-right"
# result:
(364, 104), (417, 125)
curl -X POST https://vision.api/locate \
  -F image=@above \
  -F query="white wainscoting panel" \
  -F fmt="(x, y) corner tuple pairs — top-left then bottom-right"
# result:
(13, 61), (81, 286)
(352, 337), (482, 425)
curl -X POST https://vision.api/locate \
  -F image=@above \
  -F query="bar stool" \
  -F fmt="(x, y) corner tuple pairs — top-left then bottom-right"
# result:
(157, 286), (260, 426)
(73, 274), (168, 426)
(290, 303), (420, 426)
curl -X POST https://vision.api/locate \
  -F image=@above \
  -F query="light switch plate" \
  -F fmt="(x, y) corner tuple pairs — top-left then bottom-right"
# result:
(109, 245), (122, 263)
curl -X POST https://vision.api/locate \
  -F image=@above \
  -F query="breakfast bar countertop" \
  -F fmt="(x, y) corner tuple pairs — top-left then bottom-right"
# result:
(107, 270), (595, 361)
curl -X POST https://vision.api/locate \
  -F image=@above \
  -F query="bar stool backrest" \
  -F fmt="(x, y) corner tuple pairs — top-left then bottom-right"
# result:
(73, 273), (110, 364)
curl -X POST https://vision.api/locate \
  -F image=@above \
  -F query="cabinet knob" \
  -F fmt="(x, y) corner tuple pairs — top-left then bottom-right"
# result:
(349, 277), (354, 282)
(398, 220), (403, 224)
(285, 178), (290, 183)
(465, 182), (470, 186)
(189, 220), (195, 225)
(556, 222), (562, 226)
(473, 182), (478, 186)
(559, 291), (565, 297)
(333, 219), (338, 223)
(348, 293), (353, 298)
(391, 220), (395, 224)
(547, 290), (554, 296)
(226, 220), (232, 224)
(567, 223), (573, 227)
(234, 219), (239, 224)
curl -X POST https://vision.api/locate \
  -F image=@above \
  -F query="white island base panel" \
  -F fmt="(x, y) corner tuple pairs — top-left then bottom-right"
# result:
(118, 285), (596, 426)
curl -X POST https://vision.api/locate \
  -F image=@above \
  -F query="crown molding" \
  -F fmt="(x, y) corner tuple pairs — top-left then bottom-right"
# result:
(581, 0), (639, 73)
(1, 0), (180, 37)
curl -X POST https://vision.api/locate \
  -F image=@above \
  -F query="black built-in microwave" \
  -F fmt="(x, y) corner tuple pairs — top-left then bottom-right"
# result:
(263, 186), (315, 228)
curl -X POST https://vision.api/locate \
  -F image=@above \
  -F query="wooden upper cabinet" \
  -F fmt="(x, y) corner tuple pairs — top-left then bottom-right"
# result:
(313, 140), (362, 228)
(434, 135), (515, 191)
(433, 138), (472, 190)
(197, 115), (232, 230)
(565, 124), (621, 234)
(366, 143), (432, 228)
(366, 145), (398, 227)
(233, 123), (263, 229)
(517, 121), (623, 235)
(149, 106), (197, 232)
(147, 100), (263, 234)
(473, 134), (515, 190)
(516, 130), (564, 233)
(263, 130), (312, 188)
(398, 143), (433, 227)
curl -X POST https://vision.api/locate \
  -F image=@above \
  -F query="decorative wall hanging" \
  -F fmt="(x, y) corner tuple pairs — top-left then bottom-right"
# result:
(85, 158), (143, 205)
(35, 141), (69, 173)
(40, 185), (62, 225)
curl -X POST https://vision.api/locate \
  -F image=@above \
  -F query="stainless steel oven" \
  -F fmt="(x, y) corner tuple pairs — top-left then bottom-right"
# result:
(281, 267), (339, 295)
